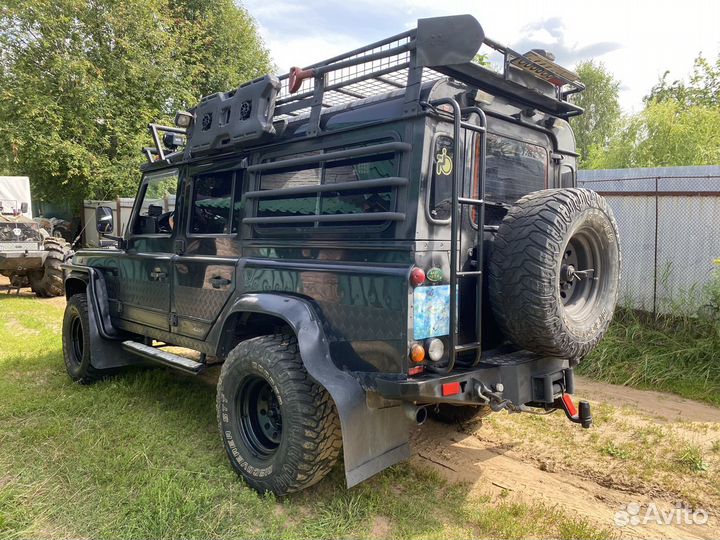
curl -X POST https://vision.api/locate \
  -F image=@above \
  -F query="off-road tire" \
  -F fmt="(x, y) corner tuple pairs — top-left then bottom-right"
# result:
(488, 188), (621, 360)
(29, 238), (72, 297)
(217, 334), (342, 495)
(430, 404), (491, 425)
(62, 294), (108, 384)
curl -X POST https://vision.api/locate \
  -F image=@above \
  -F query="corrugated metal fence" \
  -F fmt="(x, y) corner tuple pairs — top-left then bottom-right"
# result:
(579, 166), (720, 315)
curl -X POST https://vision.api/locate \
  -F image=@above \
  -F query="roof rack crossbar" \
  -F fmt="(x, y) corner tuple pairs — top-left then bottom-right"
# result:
(375, 76), (405, 88)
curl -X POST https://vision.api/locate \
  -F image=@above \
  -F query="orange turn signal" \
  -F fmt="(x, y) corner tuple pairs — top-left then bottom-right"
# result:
(410, 343), (425, 363)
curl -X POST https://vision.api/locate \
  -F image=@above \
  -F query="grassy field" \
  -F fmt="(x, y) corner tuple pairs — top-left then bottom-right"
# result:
(580, 308), (720, 406)
(0, 294), (613, 540)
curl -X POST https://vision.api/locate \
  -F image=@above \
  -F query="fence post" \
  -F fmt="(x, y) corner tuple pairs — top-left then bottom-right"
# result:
(652, 177), (659, 316)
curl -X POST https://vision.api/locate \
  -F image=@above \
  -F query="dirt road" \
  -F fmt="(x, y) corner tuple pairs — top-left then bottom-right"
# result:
(412, 377), (719, 539)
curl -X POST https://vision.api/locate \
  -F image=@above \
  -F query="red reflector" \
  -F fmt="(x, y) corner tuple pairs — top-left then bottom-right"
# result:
(408, 366), (424, 376)
(441, 382), (461, 396)
(561, 393), (578, 417)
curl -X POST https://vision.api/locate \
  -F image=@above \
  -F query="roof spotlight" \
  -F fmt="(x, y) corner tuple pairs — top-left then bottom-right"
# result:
(174, 111), (194, 128)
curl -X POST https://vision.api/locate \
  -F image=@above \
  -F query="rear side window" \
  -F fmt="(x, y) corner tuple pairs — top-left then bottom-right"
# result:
(254, 147), (397, 229)
(189, 171), (241, 235)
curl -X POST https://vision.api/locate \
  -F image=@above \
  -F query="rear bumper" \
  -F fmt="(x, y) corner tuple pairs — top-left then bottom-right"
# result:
(0, 251), (47, 271)
(373, 349), (573, 407)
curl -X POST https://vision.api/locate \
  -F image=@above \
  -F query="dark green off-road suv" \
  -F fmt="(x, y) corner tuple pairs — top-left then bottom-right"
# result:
(62, 15), (621, 495)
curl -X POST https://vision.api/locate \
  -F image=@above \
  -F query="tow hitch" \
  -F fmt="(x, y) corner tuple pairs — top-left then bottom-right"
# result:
(556, 393), (592, 428)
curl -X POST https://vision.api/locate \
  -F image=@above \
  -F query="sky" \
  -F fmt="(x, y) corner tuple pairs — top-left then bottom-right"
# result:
(241, 0), (720, 113)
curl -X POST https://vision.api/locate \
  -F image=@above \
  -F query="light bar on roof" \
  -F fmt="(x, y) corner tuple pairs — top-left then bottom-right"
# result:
(510, 51), (580, 87)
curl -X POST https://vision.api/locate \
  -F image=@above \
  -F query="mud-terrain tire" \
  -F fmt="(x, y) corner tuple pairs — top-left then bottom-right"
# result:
(29, 238), (72, 297)
(488, 188), (621, 361)
(62, 294), (110, 384)
(430, 404), (491, 425)
(217, 334), (342, 495)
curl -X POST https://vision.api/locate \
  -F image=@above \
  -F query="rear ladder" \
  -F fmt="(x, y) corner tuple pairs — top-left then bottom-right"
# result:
(428, 98), (487, 374)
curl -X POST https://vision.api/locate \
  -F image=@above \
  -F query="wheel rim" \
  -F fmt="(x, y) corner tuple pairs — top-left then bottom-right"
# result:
(69, 312), (84, 364)
(559, 227), (604, 321)
(236, 376), (282, 458)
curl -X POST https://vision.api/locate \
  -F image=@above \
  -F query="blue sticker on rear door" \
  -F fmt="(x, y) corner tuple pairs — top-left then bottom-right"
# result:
(413, 285), (450, 340)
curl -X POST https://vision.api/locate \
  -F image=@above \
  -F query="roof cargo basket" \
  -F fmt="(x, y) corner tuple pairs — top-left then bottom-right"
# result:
(144, 15), (586, 163)
(186, 75), (281, 157)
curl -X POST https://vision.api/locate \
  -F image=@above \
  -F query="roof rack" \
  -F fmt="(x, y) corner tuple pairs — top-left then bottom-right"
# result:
(143, 15), (585, 162)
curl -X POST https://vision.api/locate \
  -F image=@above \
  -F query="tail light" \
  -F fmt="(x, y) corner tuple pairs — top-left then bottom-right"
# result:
(409, 267), (425, 287)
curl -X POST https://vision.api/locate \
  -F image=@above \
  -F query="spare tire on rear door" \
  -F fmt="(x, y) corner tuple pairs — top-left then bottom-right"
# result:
(488, 188), (621, 361)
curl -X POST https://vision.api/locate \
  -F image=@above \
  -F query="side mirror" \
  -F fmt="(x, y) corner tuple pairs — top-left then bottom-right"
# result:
(20, 202), (28, 214)
(96, 206), (114, 234)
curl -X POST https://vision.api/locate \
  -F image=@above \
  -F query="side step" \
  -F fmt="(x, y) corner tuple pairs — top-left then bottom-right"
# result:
(121, 340), (206, 375)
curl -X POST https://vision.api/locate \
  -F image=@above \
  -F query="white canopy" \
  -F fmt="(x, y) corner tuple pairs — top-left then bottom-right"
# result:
(0, 176), (32, 218)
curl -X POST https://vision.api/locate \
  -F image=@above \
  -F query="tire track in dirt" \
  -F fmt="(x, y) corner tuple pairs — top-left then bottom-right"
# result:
(411, 377), (720, 540)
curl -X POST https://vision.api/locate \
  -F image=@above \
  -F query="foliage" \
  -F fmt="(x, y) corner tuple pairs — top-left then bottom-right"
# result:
(473, 53), (491, 67)
(585, 99), (720, 169)
(0, 0), (270, 208)
(646, 54), (720, 108)
(585, 52), (720, 169)
(569, 61), (621, 167)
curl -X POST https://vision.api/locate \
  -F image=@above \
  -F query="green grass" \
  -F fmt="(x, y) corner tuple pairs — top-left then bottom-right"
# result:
(675, 445), (710, 473)
(599, 441), (631, 460)
(579, 308), (720, 405)
(0, 295), (613, 539)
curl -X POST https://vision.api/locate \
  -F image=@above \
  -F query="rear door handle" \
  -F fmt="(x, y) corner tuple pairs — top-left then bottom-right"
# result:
(209, 276), (231, 289)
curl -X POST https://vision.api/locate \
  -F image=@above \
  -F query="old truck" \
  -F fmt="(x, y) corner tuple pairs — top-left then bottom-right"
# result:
(61, 15), (621, 495)
(0, 176), (71, 296)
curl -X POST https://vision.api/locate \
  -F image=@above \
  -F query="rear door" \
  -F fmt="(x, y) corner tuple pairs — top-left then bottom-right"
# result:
(171, 168), (242, 340)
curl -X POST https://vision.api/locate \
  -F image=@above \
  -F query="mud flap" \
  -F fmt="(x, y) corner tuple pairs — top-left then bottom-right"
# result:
(228, 294), (410, 487)
(76, 268), (137, 370)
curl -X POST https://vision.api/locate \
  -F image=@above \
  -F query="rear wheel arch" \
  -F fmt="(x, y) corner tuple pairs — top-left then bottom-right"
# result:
(64, 275), (88, 299)
(216, 310), (292, 358)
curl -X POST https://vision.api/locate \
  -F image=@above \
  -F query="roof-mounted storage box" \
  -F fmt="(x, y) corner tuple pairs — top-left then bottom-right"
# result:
(186, 75), (281, 156)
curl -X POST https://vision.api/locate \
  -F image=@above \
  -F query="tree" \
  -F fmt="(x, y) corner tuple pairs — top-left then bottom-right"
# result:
(588, 52), (720, 169)
(0, 0), (270, 209)
(586, 101), (720, 169)
(569, 61), (622, 167)
(646, 54), (719, 108)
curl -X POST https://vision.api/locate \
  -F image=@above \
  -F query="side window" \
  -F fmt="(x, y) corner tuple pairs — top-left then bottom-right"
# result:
(189, 171), (235, 235)
(255, 147), (397, 228)
(132, 170), (178, 235)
